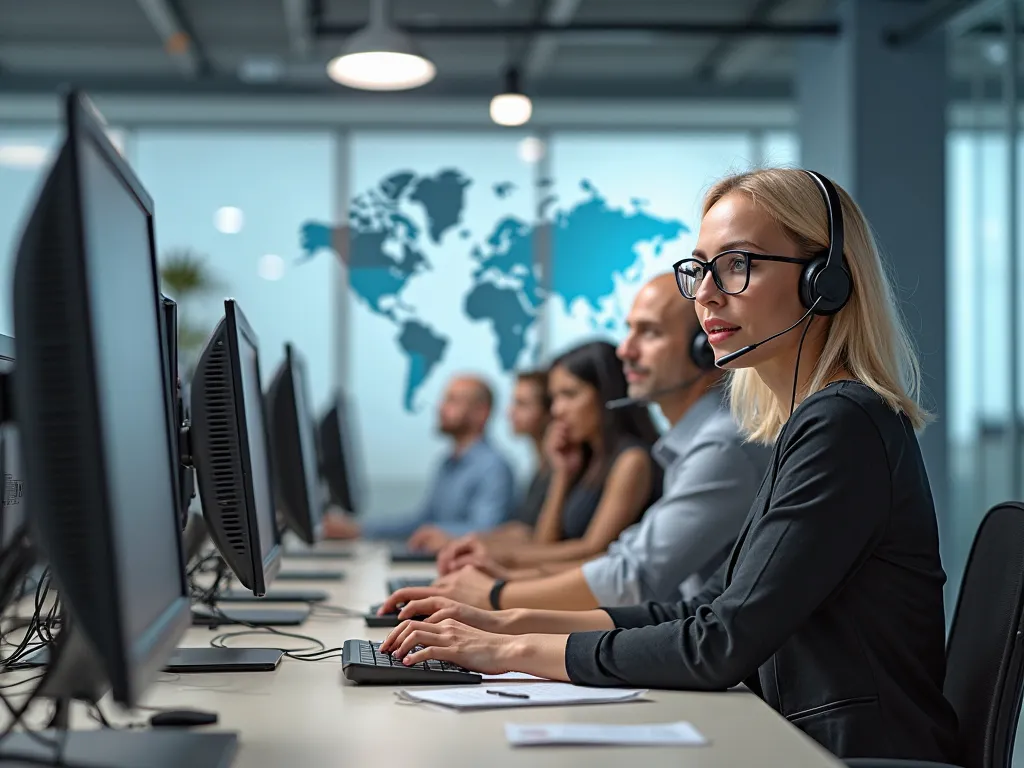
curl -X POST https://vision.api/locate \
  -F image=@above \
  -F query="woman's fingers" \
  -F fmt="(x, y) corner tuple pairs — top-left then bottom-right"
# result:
(424, 607), (458, 625)
(394, 626), (449, 659)
(379, 586), (436, 614)
(403, 642), (458, 667)
(380, 618), (423, 655)
(397, 596), (449, 620)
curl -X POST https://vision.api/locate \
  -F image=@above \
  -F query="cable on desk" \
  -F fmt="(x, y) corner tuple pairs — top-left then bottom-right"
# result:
(0, 525), (68, 758)
(3, 568), (63, 672)
(201, 605), (343, 661)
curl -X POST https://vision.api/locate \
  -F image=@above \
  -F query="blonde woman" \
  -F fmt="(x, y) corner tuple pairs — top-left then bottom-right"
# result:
(377, 169), (961, 764)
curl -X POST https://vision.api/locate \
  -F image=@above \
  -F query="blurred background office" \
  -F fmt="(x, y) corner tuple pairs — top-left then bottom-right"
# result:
(0, 0), (1015, 639)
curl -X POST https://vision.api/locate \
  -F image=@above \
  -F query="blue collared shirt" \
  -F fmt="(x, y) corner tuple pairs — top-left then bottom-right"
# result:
(362, 438), (515, 539)
(580, 389), (771, 604)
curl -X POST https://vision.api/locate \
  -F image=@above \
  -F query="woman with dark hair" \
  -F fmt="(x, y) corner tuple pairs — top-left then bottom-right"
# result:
(449, 340), (661, 574)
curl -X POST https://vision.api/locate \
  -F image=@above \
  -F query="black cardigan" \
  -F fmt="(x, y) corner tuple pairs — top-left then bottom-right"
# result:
(564, 381), (961, 763)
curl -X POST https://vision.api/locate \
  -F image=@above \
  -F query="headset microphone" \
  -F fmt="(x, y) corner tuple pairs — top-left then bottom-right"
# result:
(605, 373), (704, 410)
(713, 297), (822, 368)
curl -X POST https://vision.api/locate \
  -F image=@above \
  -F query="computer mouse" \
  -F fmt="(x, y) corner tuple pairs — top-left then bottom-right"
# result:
(149, 709), (219, 728)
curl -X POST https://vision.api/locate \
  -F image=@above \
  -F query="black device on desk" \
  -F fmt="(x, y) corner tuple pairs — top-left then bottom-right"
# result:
(364, 603), (429, 628)
(280, 390), (364, 561)
(341, 640), (481, 684)
(4, 88), (238, 766)
(160, 295), (196, 531)
(259, 342), (343, 589)
(319, 390), (365, 516)
(186, 300), (311, 631)
(389, 545), (436, 564)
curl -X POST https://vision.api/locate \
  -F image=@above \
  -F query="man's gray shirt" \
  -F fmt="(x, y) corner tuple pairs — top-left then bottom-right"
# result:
(581, 389), (770, 605)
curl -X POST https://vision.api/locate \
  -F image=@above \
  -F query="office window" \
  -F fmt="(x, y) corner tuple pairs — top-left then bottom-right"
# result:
(0, 128), (60, 335)
(0, 126), (126, 336)
(347, 132), (537, 517)
(545, 132), (755, 350)
(134, 131), (335, 414)
(763, 130), (800, 166)
(945, 129), (1023, 598)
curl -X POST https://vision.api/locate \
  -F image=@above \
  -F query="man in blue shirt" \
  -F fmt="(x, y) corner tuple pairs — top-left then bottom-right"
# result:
(322, 375), (515, 551)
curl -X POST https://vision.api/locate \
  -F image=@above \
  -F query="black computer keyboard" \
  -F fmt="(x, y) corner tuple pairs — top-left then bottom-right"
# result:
(389, 546), (436, 564)
(341, 639), (481, 685)
(386, 576), (433, 594)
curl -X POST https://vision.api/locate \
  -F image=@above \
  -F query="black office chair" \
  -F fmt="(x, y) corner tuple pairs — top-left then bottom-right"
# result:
(847, 501), (1024, 768)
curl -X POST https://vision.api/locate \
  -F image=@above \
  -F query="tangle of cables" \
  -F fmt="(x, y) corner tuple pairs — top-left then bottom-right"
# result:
(183, 547), (360, 662)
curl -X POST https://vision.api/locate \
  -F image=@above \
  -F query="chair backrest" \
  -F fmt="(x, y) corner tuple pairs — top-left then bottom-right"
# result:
(944, 502), (1024, 768)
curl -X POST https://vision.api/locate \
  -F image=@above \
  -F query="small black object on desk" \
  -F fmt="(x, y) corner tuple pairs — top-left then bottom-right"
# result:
(149, 709), (219, 728)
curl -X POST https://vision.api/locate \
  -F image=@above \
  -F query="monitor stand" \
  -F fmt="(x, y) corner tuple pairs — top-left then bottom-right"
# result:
(166, 647), (283, 673)
(276, 568), (345, 581)
(0, 730), (238, 767)
(215, 587), (329, 604)
(12, 645), (284, 675)
(282, 545), (354, 560)
(191, 604), (309, 627)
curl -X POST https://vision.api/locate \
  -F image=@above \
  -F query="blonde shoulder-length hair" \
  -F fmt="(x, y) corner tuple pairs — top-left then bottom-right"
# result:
(703, 168), (929, 444)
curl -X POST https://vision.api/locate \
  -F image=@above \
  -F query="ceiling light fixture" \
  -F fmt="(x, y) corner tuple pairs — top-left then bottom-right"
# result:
(490, 68), (532, 127)
(327, 0), (436, 91)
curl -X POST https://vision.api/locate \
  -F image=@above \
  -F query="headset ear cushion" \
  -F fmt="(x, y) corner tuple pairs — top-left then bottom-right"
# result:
(691, 329), (716, 371)
(800, 257), (851, 315)
(799, 256), (826, 311)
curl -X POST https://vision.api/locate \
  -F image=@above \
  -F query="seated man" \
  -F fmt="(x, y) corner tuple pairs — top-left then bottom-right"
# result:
(380, 273), (771, 611)
(476, 369), (552, 546)
(322, 375), (515, 551)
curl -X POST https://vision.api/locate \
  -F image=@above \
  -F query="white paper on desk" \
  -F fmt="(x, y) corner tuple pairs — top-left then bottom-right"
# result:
(480, 671), (547, 681)
(505, 721), (707, 747)
(395, 682), (647, 710)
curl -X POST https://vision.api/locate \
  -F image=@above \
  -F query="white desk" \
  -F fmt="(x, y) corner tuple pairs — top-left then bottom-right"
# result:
(133, 542), (845, 768)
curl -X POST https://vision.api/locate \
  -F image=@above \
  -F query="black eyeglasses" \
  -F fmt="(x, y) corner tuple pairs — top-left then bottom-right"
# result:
(672, 250), (806, 299)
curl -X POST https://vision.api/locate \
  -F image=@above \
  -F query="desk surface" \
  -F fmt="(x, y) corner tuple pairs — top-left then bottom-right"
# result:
(134, 541), (845, 768)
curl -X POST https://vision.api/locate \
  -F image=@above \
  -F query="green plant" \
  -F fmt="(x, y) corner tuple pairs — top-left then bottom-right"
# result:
(159, 248), (224, 377)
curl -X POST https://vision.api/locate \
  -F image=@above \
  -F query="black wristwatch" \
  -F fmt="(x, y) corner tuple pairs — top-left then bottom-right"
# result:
(489, 579), (507, 610)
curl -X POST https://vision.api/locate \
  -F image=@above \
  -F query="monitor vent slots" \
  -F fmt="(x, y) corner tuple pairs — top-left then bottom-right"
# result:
(199, 339), (246, 555)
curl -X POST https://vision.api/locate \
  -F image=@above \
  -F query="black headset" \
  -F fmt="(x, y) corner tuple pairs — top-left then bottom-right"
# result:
(690, 327), (716, 371)
(799, 170), (851, 316)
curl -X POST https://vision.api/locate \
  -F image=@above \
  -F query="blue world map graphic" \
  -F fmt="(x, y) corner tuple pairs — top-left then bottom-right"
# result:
(300, 169), (689, 412)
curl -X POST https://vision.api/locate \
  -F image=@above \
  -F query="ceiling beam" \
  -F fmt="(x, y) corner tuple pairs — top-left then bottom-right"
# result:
(283, 0), (312, 58)
(135, 0), (210, 76)
(312, 20), (841, 39)
(521, 0), (583, 80)
(0, 71), (794, 101)
(694, 0), (786, 81)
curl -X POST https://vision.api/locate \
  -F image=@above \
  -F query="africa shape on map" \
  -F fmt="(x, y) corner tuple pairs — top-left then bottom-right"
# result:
(299, 170), (688, 413)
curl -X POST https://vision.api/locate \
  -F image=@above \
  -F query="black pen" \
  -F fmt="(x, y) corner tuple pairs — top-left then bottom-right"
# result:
(486, 688), (530, 699)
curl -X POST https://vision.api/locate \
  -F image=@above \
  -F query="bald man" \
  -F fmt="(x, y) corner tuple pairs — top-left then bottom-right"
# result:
(384, 273), (771, 612)
(322, 375), (515, 551)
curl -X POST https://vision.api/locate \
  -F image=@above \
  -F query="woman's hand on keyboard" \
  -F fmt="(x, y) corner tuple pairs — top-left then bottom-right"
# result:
(388, 596), (517, 635)
(379, 565), (496, 611)
(377, 618), (518, 676)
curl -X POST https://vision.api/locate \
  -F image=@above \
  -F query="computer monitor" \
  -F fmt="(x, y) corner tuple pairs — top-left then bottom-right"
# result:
(160, 295), (194, 530)
(184, 302), (313, 625)
(266, 343), (324, 545)
(8, 89), (236, 764)
(318, 389), (365, 516)
(0, 334), (24, 549)
(189, 299), (282, 597)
